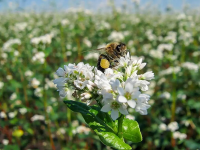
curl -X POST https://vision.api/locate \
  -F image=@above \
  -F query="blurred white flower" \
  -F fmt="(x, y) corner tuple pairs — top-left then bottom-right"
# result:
(108, 31), (124, 41)
(126, 115), (135, 120)
(14, 22), (28, 31)
(19, 108), (27, 115)
(31, 78), (40, 88)
(173, 131), (187, 140)
(61, 19), (70, 26)
(10, 93), (17, 100)
(159, 123), (167, 131)
(159, 92), (171, 99)
(8, 111), (17, 118)
(25, 70), (33, 77)
(31, 33), (54, 45)
(177, 13), (186, 20)
(32, 51), (45, 64)
(83, 38), (92, 47)
(34, 88), (43, 97)
(6, 75), (13, 80)
(0, 111), (7, 118)
(47, 106), (52, 113)
(159, 67), (180, 76)
(168, 121), (179, 132)
(74, 125), (91, 135)
(182, 62), (199, 72)
(181, 120), (190, 127)
(84, 53), (99, 60)
(2, 139), (9, 145)
(3, 39), (21, 52)
(0, 81), (4, 89)
(149, 49), (163, 59)
(31, 114), (45, 121)
(57, 128), (66, 135)
(72, 120), (79, 127)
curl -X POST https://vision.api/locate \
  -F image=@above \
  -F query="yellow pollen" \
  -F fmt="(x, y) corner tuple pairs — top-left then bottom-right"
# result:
(100, 59), (110, 69)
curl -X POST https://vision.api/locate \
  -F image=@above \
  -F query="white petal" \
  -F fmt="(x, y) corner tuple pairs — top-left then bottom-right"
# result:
(111, 109), (119, 120)
(101, 104), (111, 112)
(119, 106), (128, 115)
(125, 82), (133, 93)
(56, 68), (65, 77)
(117, 87), (125, 96)
(127, 100), (136, 108)
(59, 89), (67, 98)
(118, 96), (127, 103)
(139, 63), (146, 70)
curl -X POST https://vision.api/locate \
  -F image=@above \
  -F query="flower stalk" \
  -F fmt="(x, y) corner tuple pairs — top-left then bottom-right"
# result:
(117, 114), (124, 139)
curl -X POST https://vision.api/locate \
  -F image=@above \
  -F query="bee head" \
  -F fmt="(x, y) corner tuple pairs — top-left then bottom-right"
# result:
(116, 43), (126, 53)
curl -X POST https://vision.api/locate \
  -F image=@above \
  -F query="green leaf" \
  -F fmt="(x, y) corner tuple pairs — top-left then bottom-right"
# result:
(64, 100), (132, 149)
(115, 118), (142, 143)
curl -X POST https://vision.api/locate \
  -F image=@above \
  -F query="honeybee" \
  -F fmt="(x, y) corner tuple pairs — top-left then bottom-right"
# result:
(96, 42), (128, 72)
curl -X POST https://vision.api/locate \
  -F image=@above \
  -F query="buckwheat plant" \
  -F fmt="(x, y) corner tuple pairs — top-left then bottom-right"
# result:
(53, 53), (154, 149)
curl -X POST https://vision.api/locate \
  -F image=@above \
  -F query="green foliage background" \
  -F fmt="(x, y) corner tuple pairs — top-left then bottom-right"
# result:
(0, 3), (200, 150)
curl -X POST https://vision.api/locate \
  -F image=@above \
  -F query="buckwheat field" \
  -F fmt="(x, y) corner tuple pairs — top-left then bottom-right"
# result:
(0, 1), (200, 150)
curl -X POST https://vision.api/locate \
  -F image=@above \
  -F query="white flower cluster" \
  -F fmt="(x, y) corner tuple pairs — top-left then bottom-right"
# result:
(54, 53), (154, 120)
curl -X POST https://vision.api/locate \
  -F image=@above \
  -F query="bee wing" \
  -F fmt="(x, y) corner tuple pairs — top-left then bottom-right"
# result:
(81, 47), (106, 54)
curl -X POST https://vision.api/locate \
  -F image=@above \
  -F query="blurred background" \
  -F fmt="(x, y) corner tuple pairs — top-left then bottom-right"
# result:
(0, 0), (200, 149)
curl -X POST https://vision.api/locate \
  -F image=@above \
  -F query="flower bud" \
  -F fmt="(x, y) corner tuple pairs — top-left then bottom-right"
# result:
(81, 92), (92, 100)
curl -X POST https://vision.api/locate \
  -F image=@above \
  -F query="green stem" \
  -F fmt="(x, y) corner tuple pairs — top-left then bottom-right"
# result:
(117, 114), (124, 139)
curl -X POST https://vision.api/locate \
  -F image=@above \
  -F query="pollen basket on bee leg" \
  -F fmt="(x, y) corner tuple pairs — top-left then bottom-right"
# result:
(100, 59), (110, 69)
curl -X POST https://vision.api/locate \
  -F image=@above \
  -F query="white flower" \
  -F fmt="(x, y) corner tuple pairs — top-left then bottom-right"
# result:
(19, 108), (27, 115)
(84, 53), (99, 60)
(31, 78), (40, 88)
(160, 92), (171, 99)
(126, 115), (135, 120)
(83, 38), (92, 47)
(61, 19), (69, 26)
(118, 78), (140, 108)
(25, 70), (33, 77)
(3, 39), (21, 51)
(159, 123), (167, 131)
(2, 139), (9, 145)
(173, 131), (187, 140)
(0, 111), (7, 118)
(139, 71), (154, 80)
(31, 114), (45, 121)
(31, 33), (54, 45)
(6, 75), (13, 80)
(34, 87), (43, 97)
(53, 77), (69, 98)
(81, 92), (92, 101)
(75, 125), (91, 135)
(0, 81), (4, 89)
(10, 93), (17, 100)
(168, 121), (179, 132)
(101, 91), (128, 120)
(32, 51), (45, 64)
(135, 94), (150, 115)
(108, 31), (124, 41)
(118, 52), (130, 67)
(182, 62), (199, 72)
(8, 111), (17, 118)
(136, 80), (150, 91)
(74, 80), (88, 89)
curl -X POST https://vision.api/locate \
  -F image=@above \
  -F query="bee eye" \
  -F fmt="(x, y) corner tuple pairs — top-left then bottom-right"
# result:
(116, 45), (121, 52)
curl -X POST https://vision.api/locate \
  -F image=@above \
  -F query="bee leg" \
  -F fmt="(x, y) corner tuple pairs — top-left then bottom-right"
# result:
(97, 54), (111, 73)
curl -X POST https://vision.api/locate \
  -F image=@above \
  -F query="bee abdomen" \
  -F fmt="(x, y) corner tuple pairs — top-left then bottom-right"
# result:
(97, 54), (111, 73)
